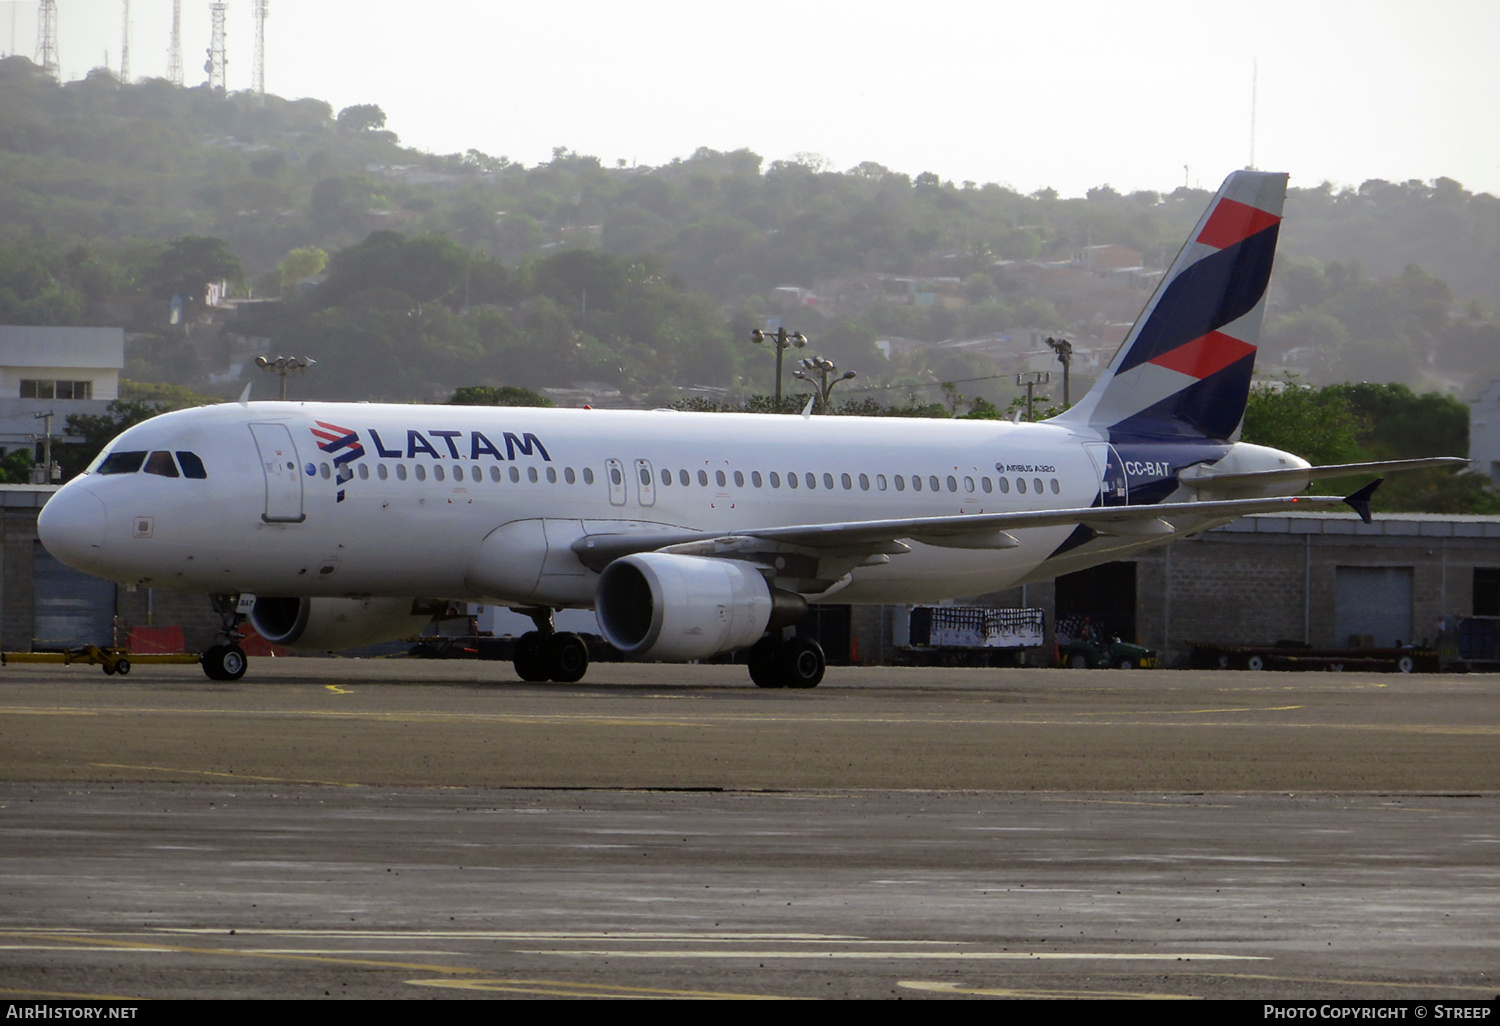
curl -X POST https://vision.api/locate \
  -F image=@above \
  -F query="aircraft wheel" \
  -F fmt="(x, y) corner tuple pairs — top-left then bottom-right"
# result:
(1117, 659), (1134, 670)
(778, 637), (825, 689)
(513, 632), (549, 682)
(547, 632), (589, 684)
(747, 637), (782, 689)
(213, 645), (247, 681)
(1247, 654), (1266, 671)
(201, 644), (226, 680)
(1067, 653), (1089, 670)
(115, 659), (131, 676)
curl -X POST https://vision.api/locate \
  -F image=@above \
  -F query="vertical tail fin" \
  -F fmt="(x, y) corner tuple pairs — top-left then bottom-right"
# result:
(1052, 170), (1287, 441)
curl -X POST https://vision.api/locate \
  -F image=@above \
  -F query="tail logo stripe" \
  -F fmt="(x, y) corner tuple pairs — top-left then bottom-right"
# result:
(1196, 197), (1282, 250)
(1147, 331), (1256, 380)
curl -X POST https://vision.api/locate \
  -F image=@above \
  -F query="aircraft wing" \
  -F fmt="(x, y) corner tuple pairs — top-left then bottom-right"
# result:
(573, 488), (1375, 575)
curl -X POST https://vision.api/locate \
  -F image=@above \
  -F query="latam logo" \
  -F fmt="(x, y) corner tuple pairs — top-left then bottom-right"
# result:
(311, 420), (364, 502)
(309, 424), (554, 501)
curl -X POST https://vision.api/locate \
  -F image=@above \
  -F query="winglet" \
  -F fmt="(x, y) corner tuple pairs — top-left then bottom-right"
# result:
(1343, 479), (1381, 525)
(238, 382), (252, 407)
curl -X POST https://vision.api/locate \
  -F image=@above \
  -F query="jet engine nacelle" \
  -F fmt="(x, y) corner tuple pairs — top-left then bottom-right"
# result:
(596, 553), (806, 661)
(247, 596), (435, 652)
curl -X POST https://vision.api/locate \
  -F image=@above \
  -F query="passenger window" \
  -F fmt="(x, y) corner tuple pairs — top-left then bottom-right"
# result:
(716, 470), (727, 487)
(176, 451), (208, 479)
(769, 472), (780, 488)
(930, 476), (941, 492)
(356, 463), (369, 480)
(912, 476), (922, 492)
(679, 469), (690, 486)
(379, 464), (390, 481)
(396, 464), (408, 481)
(547, 467), (557, 483)
(321, 463), (333, 480)
(859, 473), (869, 491)
(144, 451), (179, 478)
(1016, 477), (1027, 494)
(489, 466), (500, 482)
(824, 473), (835, 490)
(999, 476), (1010, 493)
(510, 467), (521, 483)
(565, 468), (576, 484)
(876, 474), (887, 491)
(414, 464), (426, 482)
(661, 469), (671, 485)
(609, 466), (621, 486)
(981, 477), (992, 493)
(1051, 478), (1060, 494)
(788, 473), (799, 489)
(434, 465), (445, 482)
(734, 471), (745, 487)
(842, 473), (853, 490)
(697, 469), (709, 486)
(806, 473), (817, 489)
(583, 468), (595, 485)
(98, 450), (147, 475)
(751, 471), (763, 488)
(640, 467), (651, 485)
(894, 475), (905, 492)
(1033, 477), (1043, 494)
(947, 475), (958, 492)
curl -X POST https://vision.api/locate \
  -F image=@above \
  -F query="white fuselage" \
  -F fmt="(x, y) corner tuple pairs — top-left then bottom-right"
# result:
(38, 401), (1295, 607)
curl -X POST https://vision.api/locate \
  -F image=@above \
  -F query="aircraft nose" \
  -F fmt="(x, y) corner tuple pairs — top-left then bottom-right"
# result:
(38, 485), (108, 570)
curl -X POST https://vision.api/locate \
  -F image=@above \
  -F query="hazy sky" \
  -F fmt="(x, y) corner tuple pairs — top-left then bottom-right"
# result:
(8, 0), (1499, 198)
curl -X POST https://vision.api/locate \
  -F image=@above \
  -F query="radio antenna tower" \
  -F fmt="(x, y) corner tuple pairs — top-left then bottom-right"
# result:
(120, 0), (131, 83)
(252, 0), (266, 97)
(206, 1), (227, 91)
(35, 0), (59, 78)
(167, 0), (183, 84)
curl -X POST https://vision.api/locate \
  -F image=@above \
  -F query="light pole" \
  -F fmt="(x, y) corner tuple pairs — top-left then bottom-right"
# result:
(793, 356), (857, 414)
(1044, 336), (1073, 407)
(255, 355), (316, 400)
(1016, 371), (1051, 422)
(751, 327), (806, 407)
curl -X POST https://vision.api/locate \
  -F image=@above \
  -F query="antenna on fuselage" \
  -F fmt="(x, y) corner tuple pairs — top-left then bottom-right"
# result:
(800, 395), (816, 419)
(238, 382), (252, 406)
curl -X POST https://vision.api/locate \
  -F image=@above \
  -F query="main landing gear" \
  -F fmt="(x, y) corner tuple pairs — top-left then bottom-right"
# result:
(201, 594), (248, 681)
(512, 607), (589, 684)
(746, 634), (826, 689)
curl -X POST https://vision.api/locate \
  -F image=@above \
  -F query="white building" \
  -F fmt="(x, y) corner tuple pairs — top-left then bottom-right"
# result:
(0, 326), (123, 458)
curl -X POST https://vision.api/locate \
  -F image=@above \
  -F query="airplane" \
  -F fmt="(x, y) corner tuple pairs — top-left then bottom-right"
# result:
(36, 170), (1464, 686)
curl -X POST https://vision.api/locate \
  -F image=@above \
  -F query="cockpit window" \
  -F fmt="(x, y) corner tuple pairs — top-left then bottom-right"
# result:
(97, 451), (147, 475)
(176, 451), (208, 479)
(144, 451), (180, 478)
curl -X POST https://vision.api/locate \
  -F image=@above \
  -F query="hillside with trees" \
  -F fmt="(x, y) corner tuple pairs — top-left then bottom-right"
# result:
(3, 55), (1499, 508)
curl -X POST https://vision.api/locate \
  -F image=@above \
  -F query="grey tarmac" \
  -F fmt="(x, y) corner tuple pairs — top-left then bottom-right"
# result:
(0, 660), (1496, 1000)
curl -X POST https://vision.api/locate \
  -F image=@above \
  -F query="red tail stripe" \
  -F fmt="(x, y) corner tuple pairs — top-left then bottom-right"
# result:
(1147, 331), (1256, 380)
(1196, 197), (1281, 250)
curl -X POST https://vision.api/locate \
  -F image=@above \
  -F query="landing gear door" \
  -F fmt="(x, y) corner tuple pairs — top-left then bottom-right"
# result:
(249, 423), (305, 523)
(1084, 442), (1128, 507)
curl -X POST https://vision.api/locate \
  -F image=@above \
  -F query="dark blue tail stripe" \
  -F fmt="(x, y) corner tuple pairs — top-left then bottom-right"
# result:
(1116, 224), (1280, 375)
(1110, 352), (1257, 440)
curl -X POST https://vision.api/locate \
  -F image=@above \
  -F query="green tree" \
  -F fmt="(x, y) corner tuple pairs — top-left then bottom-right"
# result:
(450, 385), (554, 407)
(336, 104), (386, 132)
(149, 236), (243, 306)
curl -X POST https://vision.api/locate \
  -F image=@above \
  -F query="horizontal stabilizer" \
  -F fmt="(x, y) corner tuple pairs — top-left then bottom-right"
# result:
(1183, 456), (1467, 493)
